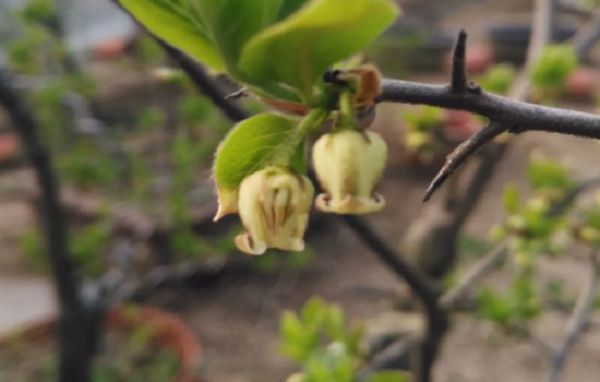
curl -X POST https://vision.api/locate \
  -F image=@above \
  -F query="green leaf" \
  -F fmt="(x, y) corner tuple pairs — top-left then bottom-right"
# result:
(239, 0), (399, 99)
(278, 0), (309, 19)
(502, 184), (520, 214)
(527, 156), (574, 191)
(531, 44), (578, 90)
(118, 0), (225, 71)
(190, 0), (284, 69)
(479, 63), (516, 95)
(214, 113), (298, 193)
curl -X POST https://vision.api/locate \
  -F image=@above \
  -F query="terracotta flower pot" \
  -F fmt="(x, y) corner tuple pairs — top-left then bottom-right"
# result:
(0, 306), (202, 382)
(0, 133), (20, 165)
(403, 110), (480, 172)
(444, 44), (493, 75)
(442, 110), (480, 142)
(565, 67), (597, 99)
(92, 38), (129, 60)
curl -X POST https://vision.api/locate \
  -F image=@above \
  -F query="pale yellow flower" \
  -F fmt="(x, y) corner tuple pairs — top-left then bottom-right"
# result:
(313, 130), (387, 214)
(235, 167), (314, 255)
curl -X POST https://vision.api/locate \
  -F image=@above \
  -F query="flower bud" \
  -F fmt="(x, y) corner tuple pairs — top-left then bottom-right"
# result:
(235, 166), (314, 255)
(313, 130), (387, 214)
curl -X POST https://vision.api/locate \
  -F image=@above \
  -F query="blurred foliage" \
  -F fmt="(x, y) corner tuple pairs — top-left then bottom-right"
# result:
(477, 155), (600, 331)
(479, 63), (516, 95)
(253, 247), (314, 273)
(6, 0), (241, 272)
(0, 306), (180, 381)
(477, 271), (541, 327)
(402, 106), (445, 164)
(573, 193), (600, 249)
(490, 155), (575, 267)
(281, 298), (408, 382)
(19, 219), (112, 277)
(530, 45), (578, 102)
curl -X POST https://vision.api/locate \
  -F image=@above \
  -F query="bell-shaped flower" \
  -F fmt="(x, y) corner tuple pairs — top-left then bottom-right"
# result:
(313, 129), (387, 214)
(235, 166), (314, 255)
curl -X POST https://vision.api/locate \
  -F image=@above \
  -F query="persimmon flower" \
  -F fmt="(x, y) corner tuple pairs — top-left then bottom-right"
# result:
(235, 166), (314, 255)
(313, 130), (387, 214)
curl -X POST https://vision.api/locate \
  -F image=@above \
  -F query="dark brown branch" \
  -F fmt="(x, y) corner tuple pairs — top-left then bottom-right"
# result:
(379, 80), (600, 199)
(379, 80), (600, 138)
(0, 70), (80, 315)
(423, 122), (506, 202)
(0, 71), (96, 382)
(342, 216), (448, 382)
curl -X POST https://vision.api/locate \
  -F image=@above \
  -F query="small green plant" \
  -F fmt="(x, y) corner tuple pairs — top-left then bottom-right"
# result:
(530, 44), (578, 101)
(479, 156), (586, 330)
(19, 220), (112, 277)
(280, 298), (408, 382)
(479, 63), (516, 95)
(402, 106), (445, 164)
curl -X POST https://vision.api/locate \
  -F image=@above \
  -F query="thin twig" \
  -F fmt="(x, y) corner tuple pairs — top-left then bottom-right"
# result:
(557, 0), (597, 18)
(548, 252), (600, 382)
(510, 324), (557, 360)
(423, 122), (506, 202)
(440, 243), (508, 309)
(572, 11), (600, 60)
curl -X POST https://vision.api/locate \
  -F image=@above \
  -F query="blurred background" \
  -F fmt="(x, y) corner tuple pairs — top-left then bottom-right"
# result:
(1, 0), (600, 381)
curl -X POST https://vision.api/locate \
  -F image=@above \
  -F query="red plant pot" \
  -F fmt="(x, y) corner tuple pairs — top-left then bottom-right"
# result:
(0, 133), (20, 165)
(565, 67), (597, 99)
(92, 38), (129, 60)
(444, 44), (493, 75)
(0, 306), (202, 382)
(442, 109), (480, 142)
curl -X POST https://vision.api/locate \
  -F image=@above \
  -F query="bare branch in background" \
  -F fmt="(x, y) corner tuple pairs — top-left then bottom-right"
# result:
(0, 70), (96, 382)
(342, 216), (448, 382)
(557, 0), (597, 19)
(572, 11), (600, 60)
(440, 243), (508, 309)
(548, 252), (600, 382)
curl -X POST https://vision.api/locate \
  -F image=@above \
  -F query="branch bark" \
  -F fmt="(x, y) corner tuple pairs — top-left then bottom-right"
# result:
(379, 79), (600, 199)
(0, 71), (95, 382)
